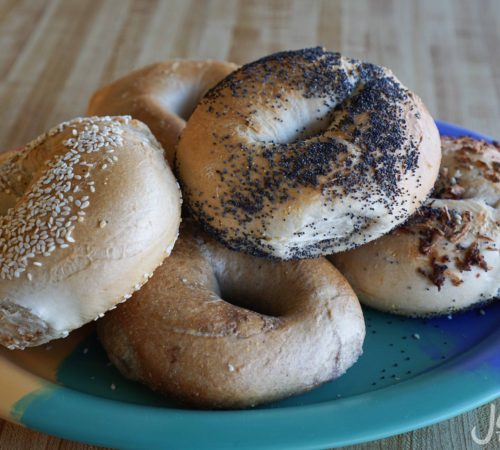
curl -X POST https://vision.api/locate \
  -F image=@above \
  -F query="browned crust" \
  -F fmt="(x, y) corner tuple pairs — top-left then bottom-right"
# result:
(87, 60), (238, 166)
(98, 224), (365, 409)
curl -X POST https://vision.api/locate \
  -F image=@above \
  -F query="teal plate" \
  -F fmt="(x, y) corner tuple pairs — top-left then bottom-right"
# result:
(0, 121), (499, 449)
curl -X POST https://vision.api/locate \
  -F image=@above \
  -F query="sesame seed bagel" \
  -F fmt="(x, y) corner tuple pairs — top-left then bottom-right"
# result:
(176, 47), (441, 259)
(97, 224), (365, 409)
(0, 116), (182, 349)
(87, 60), (238, 166)
(330, 137), (500, 317)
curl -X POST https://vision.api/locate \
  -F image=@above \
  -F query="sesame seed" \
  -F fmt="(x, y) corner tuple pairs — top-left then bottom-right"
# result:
(99, 220), (107, 228)
(0, 116), (125, 277)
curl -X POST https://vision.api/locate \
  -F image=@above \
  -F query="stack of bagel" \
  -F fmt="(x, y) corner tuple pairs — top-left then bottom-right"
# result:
(0, 48), (497, 409)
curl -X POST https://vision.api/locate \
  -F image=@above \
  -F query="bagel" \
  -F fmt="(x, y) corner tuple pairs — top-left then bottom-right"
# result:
(330, 137), (500, 317)
(97, 224), (365, 409)
(176, 47), (441, 259)
(0, 116), (182, 349)
(87, 60), (238, 166)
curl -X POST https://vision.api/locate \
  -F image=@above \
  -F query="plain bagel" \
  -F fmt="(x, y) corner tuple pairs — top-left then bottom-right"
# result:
(97, 224), (365, 409)
(330, 137), (500, 316)
(0, 116), (182, 349)
(177, 47), (441, 259)
(87, 60), (238, 166)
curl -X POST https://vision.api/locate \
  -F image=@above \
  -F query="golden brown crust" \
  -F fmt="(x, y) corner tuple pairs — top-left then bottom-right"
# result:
(330, 137), (500, 316)
(0, 116), (182, 349)
(87, 60), (237, 166)
(98, 224), (365, 409)
(177, 48), (441, 259)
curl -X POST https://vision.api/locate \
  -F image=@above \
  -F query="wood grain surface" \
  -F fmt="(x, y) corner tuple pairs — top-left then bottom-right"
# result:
(0, 0), (498, 449)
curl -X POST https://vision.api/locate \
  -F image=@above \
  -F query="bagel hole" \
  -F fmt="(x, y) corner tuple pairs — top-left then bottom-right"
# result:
(157, 88), (205, 121)
(260, 114), (333, 145)
(216, 280), (285, 318)
(250, 99), (335, 145)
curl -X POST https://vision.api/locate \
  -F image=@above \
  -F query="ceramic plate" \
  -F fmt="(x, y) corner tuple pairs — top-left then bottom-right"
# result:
(0, 121), (498, 449)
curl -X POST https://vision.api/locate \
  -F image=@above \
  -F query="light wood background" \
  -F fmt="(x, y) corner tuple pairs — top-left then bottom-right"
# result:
(0, 0), (499, 449)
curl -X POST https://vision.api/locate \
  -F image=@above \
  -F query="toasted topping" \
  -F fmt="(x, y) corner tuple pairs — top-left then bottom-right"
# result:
(402, 205), (472, 252)
(407, 205), (493, 288)
(400, 136), (499, 289)
(435, 137), (500, 201)
(456, 242), (490, 272)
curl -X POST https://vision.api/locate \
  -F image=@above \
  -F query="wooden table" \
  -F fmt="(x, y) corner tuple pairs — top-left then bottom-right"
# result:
(0, 0), (498, 448)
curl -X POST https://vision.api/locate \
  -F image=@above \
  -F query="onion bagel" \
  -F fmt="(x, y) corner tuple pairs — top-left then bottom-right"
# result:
(87, 60), (238, 166)
(330, 137), (499, 316)
(98, 224), (365, 409)
(177, 47), (441, 259)
(0, 116), (182, 349)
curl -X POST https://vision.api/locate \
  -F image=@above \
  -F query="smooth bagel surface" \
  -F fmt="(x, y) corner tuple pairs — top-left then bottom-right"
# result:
(87, 60), (238, 166)
(98, 225), (365, 409)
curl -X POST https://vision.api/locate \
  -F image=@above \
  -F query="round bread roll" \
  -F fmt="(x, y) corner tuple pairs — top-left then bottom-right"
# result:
(0, 116), (182, 349)
(98, 224), (365, 409)
(330, 137), (500, 316)
(176, 47), (441, 259)
(87, 60), (238, 166)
